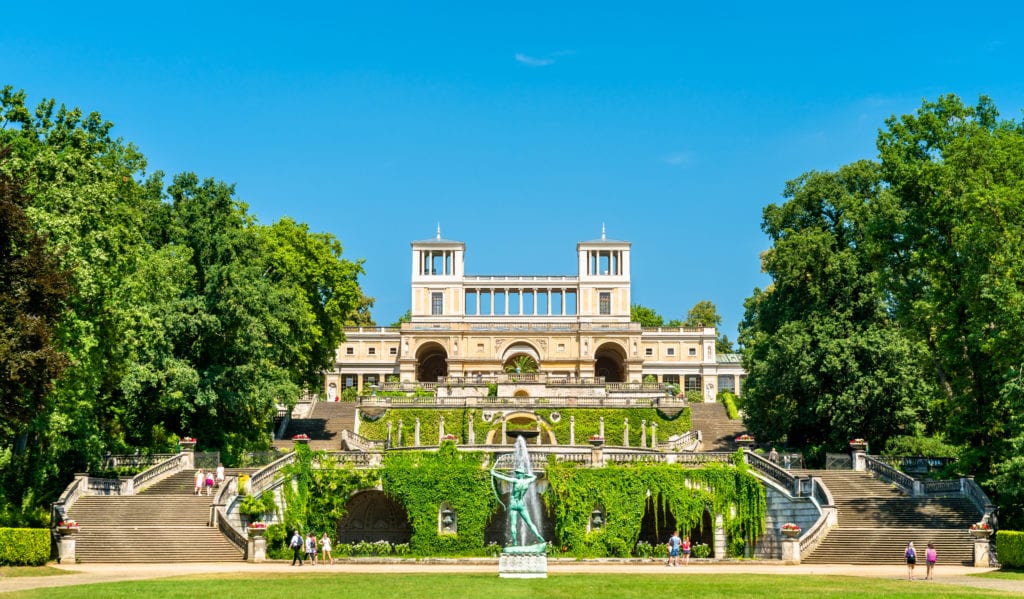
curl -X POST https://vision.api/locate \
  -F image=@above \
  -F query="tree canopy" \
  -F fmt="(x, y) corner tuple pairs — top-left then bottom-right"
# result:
(0, 87), (370, 524)
(740, 95), (1024, 526)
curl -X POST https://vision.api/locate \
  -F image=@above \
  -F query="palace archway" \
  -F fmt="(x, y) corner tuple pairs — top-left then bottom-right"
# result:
(415, 342), (448, 383)
(594, 343), (626, 383)
(337, 490), (413, 545)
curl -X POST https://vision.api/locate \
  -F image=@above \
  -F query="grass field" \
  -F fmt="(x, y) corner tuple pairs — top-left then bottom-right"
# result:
(0, 566), (73, 579)
(2, 572), (1021, 599)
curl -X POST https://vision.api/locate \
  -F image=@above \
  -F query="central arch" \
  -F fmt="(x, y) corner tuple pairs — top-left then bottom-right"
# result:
(337, 490), (413, 544)
(415, 342), (448, 383)
(594, 342), (626, 383)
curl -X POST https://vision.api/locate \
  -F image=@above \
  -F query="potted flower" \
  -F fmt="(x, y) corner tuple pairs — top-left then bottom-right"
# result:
(440, 433), (458, 443)
(587, 435), (605, 447)
(247, 521), (268, 537)
(735, 434), (755, 447)
(969, 522), (992, 538)
(780, 522), (801, 539)
(179, 437), (197, 450)
(57, 520), (80, 535)
(292, 433), (311, 444)
(849, 438), (868, 451)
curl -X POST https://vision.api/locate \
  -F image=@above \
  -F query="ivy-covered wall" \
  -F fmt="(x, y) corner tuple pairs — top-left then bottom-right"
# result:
(380, 443), (498, 554)
(545, 456), (765, 557)
(358, 407), (691, 447)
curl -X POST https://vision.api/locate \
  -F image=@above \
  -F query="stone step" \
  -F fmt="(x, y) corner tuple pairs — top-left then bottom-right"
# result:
(803, 528), (975, 565)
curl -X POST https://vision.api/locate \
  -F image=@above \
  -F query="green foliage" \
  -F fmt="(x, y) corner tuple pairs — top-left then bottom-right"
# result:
(882, 435), (960, 458)
(633, 540), (656, 558)
(0, 528), (49, 565)
(685, 391), (703, 403)
(503, 355), (538, 373)
(545, 460), (764, 558)
(719, 391), (739, 420)
(692, 542), (712, 558)
(631, 304), (664, 327)
(264, 523), (290, 560)
(996, 531), (1024, 569)
(280, 444), (379, 536)
(359, 409), (477, 445)
(487, 383), (498, 397)
(683, 300), (722, 329)
(380, 445), (498, 555)
(535, 408), (691, 446)
(238, 492), (277, 520)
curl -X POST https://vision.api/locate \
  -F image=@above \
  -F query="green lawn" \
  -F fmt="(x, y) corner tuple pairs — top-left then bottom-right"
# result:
(972, 569), (1024, 580)
(2, 573), (1020, 599)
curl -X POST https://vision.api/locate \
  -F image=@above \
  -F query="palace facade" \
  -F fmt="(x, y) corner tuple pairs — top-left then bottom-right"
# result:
(325, 229), (745, 399)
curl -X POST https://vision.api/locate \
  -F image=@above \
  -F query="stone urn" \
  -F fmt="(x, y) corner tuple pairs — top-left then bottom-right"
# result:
(735, 435), (755, 448)
(970, 527), (992, 539)
(179, 438), (197, 451)
(849, 440), (868, 451)
(57, 525), (80, 536)
(781, 527), (801, 539)
(587, 436), (605, 447)
(248, 525), (267, 538)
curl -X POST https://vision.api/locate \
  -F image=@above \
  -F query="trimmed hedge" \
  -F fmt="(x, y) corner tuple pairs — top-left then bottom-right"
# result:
(0, 528), (50, 565)
(996, 530), (1024, 568)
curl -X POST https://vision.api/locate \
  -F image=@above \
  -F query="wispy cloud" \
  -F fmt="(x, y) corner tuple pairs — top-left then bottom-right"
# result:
(515, 50), (575, 67)
(515, 53), (555, 67)
(663, 152), (694, 166)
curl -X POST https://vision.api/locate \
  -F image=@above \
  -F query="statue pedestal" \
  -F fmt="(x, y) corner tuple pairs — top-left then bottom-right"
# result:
(974, 538), (991, 567)
(57, 536), (76, 564)
(499, 552), (548, 578)
(781, 538), (800, 564)
(248, 537), (267, 562)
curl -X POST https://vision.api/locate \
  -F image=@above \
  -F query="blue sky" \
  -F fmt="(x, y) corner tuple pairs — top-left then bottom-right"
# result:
(4, 2), (1023, 338)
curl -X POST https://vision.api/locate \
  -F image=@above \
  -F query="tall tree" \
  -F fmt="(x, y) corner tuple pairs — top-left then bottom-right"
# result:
(739, 161), (933, 453)
(875, 95), (1024, 520)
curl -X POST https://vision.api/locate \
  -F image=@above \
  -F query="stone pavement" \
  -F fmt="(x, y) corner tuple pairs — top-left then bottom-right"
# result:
(2, 560), (1022, 595)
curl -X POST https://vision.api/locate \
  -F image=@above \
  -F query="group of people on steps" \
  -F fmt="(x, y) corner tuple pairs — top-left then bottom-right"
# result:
(193, 464), (225, 496)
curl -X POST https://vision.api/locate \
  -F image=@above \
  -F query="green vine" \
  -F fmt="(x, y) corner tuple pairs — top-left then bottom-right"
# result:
(535, 408), (691, 445)
(544, 456), (765, 557)
(380, 443), (498, 555)
(358, 409), (479, 445)
(279, 444), (379, 536)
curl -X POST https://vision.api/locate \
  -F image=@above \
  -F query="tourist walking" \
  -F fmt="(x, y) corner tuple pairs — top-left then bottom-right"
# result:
(768, 447), (779, 464)
(193, 469), (204, 495)
(290, 530), (304, 566)
(905, 541), (917, 580)
(306, 532), (318, 565)
(205, 469), (215, 496)
(925, 542), (936, 580)
(215, 463), (225, 487)
(321, 533), (333, 565)
(667, 530), (681, 566)
(682, 536), (691, 565)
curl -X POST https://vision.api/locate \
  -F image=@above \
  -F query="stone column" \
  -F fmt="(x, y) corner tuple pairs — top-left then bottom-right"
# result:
(599, 416), (605, 438)
(974, 535), (992, 567)
(714, 513), (727, 559)
(248, 536), (267, 562)
(414, 418), (421, 447)
(851, 448), (866, 471)
(468, 413), (475, 445)
(781, 538), (801, 564)
(623, 419), (630, 447)
(57, 530), (77, 564)
(640, 420), (647, 449)
(569, 416), (576, 446)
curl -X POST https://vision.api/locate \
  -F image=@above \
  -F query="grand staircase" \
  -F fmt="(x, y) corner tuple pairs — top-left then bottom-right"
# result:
(689, 402), (748, 451)
(273, 401), (357, 451)
(67, 470), (246, 563)
(801, 470), (979, 565)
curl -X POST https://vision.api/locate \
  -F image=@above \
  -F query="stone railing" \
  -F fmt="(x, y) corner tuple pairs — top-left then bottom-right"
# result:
(661, 431), (699, 452)
(605, 452), (662, 465)
(51, 476), (85, 526)
(248, 452), (297, 497)
(920, 479), (962, 495)
(962, 477), (996, 517)
(102, 452), (179, 470)
(605, 382), (665, 392)
(324, 451), (385, 468)
(215, 499), (249, 558)
(865, 454), (917, 494)
(675, 452), (733, 466)
(872, 455), (957, 475)
(356, 395), (687, 409)
(341, 430), (386, 452)
(744, 450), (795, 490)
(87, 476), (125, 495)
(437, 374), (610, 387)
(403, 321), (643, 333)
(125, 453), (189, 495)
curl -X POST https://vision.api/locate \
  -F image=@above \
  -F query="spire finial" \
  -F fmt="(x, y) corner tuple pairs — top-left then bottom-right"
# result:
(601, 223), (606, 240)
(436, 223), (441, 240)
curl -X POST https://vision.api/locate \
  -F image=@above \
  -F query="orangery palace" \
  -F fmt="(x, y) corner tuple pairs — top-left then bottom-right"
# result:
(324, 228), (746, 399)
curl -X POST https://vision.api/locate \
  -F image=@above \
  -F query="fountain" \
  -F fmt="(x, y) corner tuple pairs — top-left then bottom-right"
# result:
(491, 435), (547, 578)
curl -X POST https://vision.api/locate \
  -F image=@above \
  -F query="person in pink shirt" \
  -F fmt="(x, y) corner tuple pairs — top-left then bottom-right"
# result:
(925, 542), (937, 580)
